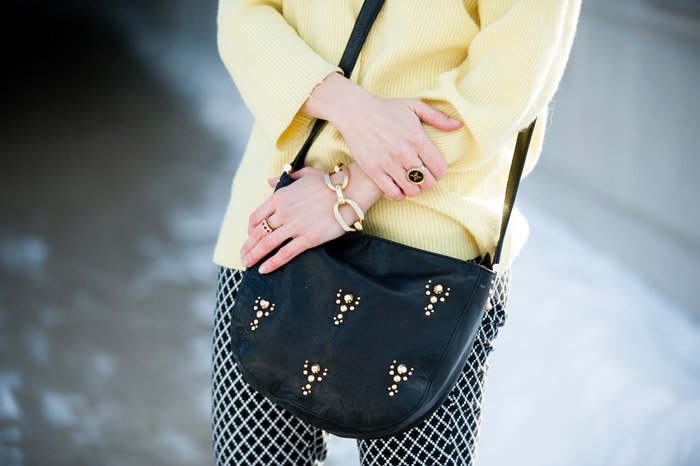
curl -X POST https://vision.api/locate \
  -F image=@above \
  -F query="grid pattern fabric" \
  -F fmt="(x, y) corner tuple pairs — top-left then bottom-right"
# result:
(211, 262), (511, 466)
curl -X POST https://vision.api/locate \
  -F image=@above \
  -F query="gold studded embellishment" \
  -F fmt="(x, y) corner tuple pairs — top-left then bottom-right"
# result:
(302, 361), (328, 396)
(388, 360), (414, 396)
(485, 278), (496, 311)
(333, 289), (361, 325)
(250, 296), (275, 331)
(423, 280), (450, 316)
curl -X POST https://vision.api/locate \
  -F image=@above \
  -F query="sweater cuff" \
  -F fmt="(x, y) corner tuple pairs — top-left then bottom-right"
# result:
(270, 67), (344, 152)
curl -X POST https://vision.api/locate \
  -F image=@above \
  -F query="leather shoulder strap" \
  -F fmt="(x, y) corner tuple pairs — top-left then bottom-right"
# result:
(489, 119), (536, 270)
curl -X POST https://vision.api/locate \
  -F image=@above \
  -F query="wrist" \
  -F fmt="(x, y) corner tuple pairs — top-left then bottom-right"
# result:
(332, 162), (382, 228)
(301, 72), (371, 130)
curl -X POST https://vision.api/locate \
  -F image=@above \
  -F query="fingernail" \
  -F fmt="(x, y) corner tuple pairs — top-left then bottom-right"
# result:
(258, 264), (267, 274)
(241, 256), (248, 267)
(449, 117), (461, 124)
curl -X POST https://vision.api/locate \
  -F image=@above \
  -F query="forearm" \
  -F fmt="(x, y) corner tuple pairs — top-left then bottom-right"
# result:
(217, 0), (343, 150)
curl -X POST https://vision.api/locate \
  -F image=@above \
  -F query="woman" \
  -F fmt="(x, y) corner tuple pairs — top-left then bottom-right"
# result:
(211, 1), (580, 464)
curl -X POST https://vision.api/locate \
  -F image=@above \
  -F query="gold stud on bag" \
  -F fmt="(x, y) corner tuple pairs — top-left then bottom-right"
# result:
(486, 279), (496, 311)
(333, 289), (361, 325)
(249, 296), (275, 331)
(423, 280), (450, 316)
(302, 361), (328, 396)
(388, 361), (414, 396)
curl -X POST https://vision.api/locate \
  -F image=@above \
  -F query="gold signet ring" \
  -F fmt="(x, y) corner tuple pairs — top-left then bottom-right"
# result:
(406, 165), (427, 185)
(261, 217), (276, 235)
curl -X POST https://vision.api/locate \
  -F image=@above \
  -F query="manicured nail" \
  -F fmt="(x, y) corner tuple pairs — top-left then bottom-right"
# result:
(241, 256), (248, 267)
(449, 117), (461, 124)
(258, 264), (267, 274)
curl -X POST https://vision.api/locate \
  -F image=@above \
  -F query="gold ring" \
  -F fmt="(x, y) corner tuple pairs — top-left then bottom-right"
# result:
(406, 165), (427, 184)
(261, 217), (276, 235)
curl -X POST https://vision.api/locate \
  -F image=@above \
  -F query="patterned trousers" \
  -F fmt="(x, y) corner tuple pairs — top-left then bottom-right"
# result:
(212, 261), (511, 466)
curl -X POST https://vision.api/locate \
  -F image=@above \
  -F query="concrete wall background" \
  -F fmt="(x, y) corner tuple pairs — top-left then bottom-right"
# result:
(522, 0), (700, 315)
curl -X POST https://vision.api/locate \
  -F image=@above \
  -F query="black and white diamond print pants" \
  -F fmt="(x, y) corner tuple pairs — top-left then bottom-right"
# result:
(212, 261), (511, 466)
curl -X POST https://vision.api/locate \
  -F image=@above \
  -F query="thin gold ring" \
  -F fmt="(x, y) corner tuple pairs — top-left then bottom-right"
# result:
(406, 165), (427, 185)
(261, 217), (276, 235)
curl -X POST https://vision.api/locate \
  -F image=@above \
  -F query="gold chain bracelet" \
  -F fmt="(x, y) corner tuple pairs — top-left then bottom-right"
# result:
(323, 161), (349, 190)
(323, 162), (364, 232)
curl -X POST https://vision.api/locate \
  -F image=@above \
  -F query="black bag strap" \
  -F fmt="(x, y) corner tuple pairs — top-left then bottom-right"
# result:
(283, 0), (536, 271)
(490, 119), (536, 270)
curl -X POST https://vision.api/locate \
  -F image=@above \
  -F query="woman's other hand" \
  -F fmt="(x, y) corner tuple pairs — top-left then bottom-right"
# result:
(301, 72), (462, 200)
(240, 163), (383, 274)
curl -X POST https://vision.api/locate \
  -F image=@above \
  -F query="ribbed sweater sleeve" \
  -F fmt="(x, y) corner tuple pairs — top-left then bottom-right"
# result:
(415, 0), (581, 168)
(216, 0), (344, 151)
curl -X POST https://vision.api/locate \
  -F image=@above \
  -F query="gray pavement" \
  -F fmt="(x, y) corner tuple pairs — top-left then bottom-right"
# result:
(1, 10), (231, 465)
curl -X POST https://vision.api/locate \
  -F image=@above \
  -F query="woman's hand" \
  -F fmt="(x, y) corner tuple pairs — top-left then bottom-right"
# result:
(301, 72), (462, 200)
(240, 162), (383, 274)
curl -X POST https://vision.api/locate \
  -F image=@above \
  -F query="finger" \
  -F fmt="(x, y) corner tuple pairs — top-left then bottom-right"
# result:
(241, 224), (294, 269)
(267, 177), (279, 187)
(241, 210), (283, 259)
(247, 195), (282, 235)
(414, 136), (448, 181)
(371, 171), (405, 201)
(388, 160), (421, 198)
(258, 235), (313, 274)
(411, 100), (463, 131)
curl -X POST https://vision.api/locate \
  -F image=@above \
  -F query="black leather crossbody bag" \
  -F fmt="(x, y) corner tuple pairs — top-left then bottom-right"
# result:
(229, 0), (537, 439)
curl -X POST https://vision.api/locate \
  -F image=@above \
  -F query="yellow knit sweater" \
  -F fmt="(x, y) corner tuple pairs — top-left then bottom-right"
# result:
(213, 0), (580, 272)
